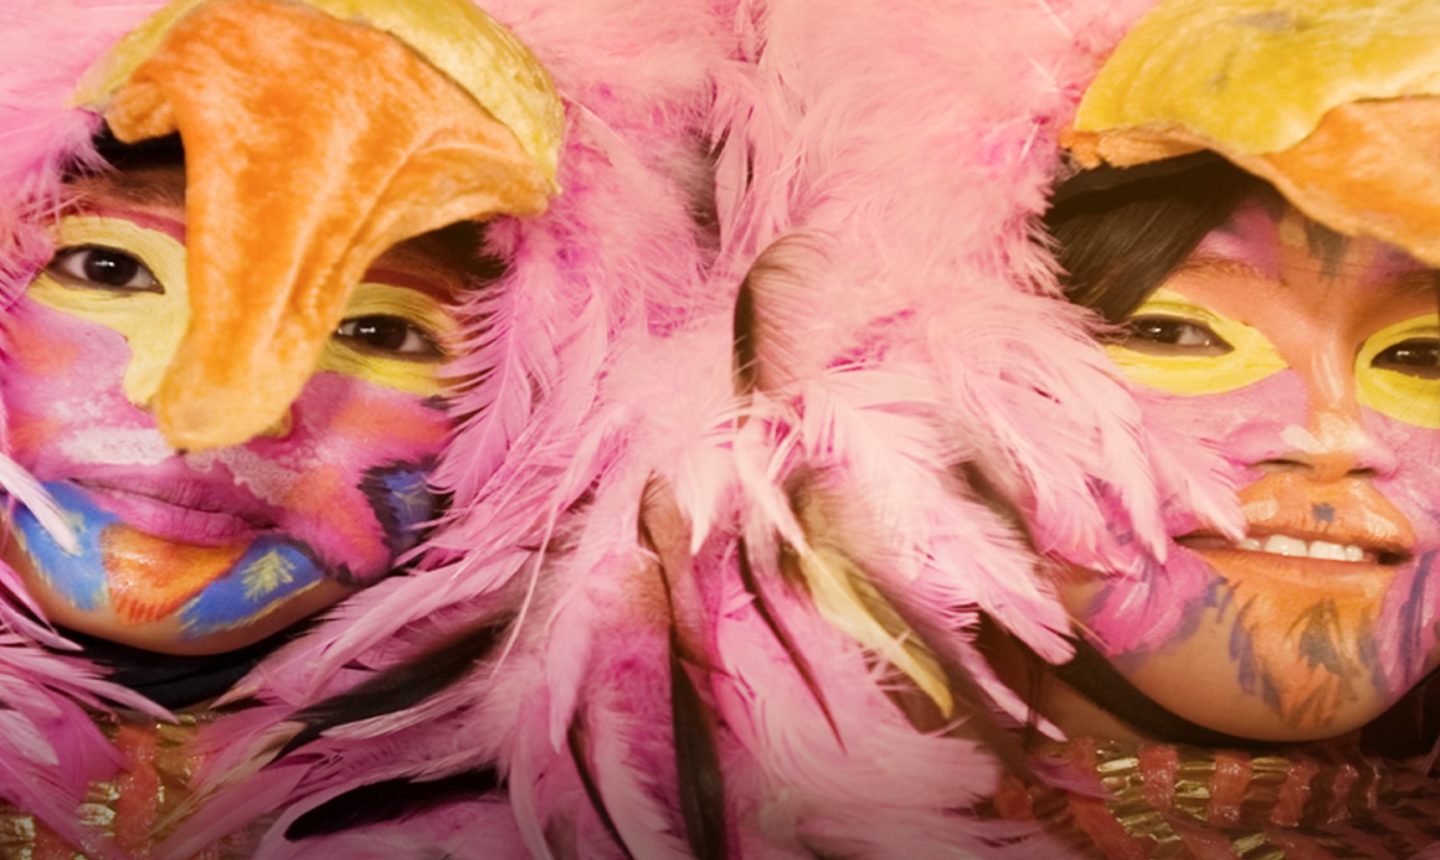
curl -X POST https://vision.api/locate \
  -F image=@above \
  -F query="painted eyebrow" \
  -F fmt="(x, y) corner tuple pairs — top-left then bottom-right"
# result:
(1302, 219), (1349, 278)
(1169, 255), (1266, 278)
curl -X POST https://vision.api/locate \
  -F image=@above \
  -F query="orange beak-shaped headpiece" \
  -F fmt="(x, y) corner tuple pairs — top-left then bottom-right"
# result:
(1063, 0), (1440, 266)
(74, 0), (563, 450)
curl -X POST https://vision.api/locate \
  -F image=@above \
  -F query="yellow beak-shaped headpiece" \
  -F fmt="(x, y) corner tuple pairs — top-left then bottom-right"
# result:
(1065, 0), (1440, 266)
(74, 0), (564, 450)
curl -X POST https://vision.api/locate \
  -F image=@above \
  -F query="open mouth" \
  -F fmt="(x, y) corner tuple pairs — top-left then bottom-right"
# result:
(1177, 532), (1410, 566)
(1176, 472), (1420, 571)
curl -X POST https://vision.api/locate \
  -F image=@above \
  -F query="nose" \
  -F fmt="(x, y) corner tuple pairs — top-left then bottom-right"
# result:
(1271, 406), (1396, 482)
(1268, 353), (1398, 481)
(141, 392), (294, 442)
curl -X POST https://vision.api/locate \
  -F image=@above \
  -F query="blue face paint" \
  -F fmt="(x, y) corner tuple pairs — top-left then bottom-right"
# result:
(360, 462), (439, 555)
(8, 463), (439, 642)
(15, 481), (115, 612)
(179, 539), (325, 638)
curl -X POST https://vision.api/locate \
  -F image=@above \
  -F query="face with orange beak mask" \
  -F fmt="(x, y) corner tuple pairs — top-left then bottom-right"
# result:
(1055, 183), (1440, 741)
(0, 0), (561, 655)
(3, 161), (475, 655)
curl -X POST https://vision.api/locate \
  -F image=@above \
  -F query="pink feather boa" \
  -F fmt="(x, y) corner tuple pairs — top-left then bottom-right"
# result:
(0, 0), (1259, 857)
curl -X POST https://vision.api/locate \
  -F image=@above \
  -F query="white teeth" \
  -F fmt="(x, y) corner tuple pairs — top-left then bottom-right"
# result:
(1231, 535), (1370, 562)
(1263, 535), (1308, 557)
(1308, 540), (1348, 562)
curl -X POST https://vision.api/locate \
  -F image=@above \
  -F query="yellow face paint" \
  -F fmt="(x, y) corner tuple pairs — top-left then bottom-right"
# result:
(318, 282), (456, 397)
(37, 215), (454, 402)
(1356, 313), (1440, 429)
(1104, 288), (1288, 396)
(31, 216), (190, 407)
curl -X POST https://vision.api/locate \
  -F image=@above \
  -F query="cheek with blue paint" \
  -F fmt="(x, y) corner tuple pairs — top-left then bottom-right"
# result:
(1, 300), (454, 654)
(1070, 372), (1312, 652)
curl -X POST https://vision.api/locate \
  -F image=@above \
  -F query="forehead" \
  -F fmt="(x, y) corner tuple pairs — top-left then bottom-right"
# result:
(1189, 195), (1435, 291)
(68, 164), (185, 210)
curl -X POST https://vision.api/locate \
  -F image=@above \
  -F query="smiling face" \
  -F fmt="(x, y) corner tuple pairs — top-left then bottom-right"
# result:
(1, 164), (468, 654)
(1060, 195), (1440, 741)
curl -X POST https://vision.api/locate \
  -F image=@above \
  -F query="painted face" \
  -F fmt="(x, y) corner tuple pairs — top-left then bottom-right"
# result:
(2, 166), (466, 654)
(1061, 196), (1440, 741)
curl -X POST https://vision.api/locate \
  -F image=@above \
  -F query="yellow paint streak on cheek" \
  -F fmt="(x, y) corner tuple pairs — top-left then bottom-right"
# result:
(317, 282), (456, 397)
(32, 216), (190, 407)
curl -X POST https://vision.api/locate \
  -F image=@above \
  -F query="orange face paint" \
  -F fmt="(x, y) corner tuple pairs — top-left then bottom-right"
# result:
(103, 528), (249, 624)
(1076, 197), (1440, 738)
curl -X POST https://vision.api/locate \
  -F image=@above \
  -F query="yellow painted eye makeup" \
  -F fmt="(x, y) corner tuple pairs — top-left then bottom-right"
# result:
(318, 282), (459, 397)
(1356, 314), (1440, 429)
(1105, 289), (1288, 397)
(36, 216), (459, 402)
(33, 215), (190, 407)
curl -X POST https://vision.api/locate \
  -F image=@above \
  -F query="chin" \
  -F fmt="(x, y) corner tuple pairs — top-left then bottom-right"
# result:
(1117, 621), (1398, 743)
(15, 549), (354, 656)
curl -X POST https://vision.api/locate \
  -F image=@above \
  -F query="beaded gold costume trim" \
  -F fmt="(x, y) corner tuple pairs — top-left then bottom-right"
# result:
(0, 713), (265, 859)
(997, 738), (1440, 859)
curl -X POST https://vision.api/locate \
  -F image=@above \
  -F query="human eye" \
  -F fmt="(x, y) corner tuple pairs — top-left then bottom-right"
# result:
(1121, 314), (1232, 356)
(333, 315), (444, 359)
(1371, 338), (1440, 380)
(46, 245), (161, 292)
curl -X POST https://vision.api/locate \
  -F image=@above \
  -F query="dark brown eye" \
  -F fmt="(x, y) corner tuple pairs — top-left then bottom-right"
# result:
(1373, 339), (1440, 380)
(47, 245), (160, 292)
(334, 315), (442, 358)
(1122, 315), (1232, 356)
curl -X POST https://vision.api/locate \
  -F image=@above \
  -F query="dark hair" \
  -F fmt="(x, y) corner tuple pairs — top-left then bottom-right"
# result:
(1043, 153), (1262, 322)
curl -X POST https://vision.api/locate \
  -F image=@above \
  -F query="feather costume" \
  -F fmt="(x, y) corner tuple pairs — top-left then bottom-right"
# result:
(7, 0), (1440, 859)
(694, 0), (1440, 855)
(0, 0), (730, 855)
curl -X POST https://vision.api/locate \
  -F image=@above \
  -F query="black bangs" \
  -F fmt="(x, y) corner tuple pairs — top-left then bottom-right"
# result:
(91, 128), (185, 171)
(1045, 154), (1262, 322)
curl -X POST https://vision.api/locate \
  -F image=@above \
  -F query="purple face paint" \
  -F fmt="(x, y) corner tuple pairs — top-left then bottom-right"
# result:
(1057, 200), (1440, 738)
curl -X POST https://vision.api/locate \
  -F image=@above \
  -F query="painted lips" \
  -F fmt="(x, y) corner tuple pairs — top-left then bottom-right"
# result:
(1178, 471), (1416, 572)
(72, 470), (279, 547)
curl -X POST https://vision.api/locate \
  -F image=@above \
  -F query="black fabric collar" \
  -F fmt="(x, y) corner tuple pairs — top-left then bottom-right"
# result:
(70, 625), (305, 710)
(1053, 637), (1277, 750)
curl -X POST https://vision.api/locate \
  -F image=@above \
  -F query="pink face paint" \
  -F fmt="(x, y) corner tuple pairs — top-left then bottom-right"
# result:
(3, 297), (453, 644)
(2, 175), (466, 653)
(1189, 198), (1284, 281)
(1063, 199), (1440, 734)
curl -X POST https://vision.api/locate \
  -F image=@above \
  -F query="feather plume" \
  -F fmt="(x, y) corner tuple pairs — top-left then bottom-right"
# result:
(568, 724), (634, 859)
(786, 517), (954, 717)
(0, 454), (75, 553)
